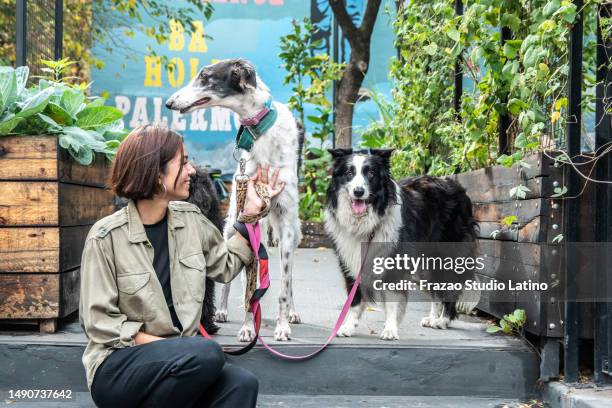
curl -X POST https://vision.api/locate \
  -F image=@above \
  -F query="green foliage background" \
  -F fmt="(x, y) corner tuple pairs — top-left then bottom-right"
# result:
(362, 0), (606, 179)
(0, 0), (213, 83)
(279, 18), (344, 222)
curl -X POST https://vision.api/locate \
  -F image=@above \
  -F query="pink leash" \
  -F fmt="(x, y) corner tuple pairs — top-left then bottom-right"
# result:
(245, 223), (374, 360)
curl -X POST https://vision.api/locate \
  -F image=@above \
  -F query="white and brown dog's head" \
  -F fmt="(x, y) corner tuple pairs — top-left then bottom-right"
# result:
(165, 59), (259, 114)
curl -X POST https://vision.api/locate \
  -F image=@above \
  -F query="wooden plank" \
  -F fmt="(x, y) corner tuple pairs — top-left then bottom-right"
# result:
(58, 184), (115, 226)
(39, 318), (57, 334)
(477, 218), (545, 243)
(0, 135), (58, 180)
(458, 176), (543, 203)
(516, 293), (546, 336)
(0, 226), (91, 273)
(473, 273), (516, 323)
(0, 182), (114, 226)
(477, 240), (541, 267)
(0, 228), (59, 272)
(473, 199), (547, 223)
(58, 147), (112, 187)
(60, 226), (92, 271)
(0, 273), (60, 319)
(479, 254), (541, 283)
(300, 222), (332, 248)
(59, 268), (80, 318)
(0, 182), (58, 226)
(451, 152), (564, 204)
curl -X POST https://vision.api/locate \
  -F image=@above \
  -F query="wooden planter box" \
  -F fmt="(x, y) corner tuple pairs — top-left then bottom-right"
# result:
(0, 135), (115, 333)
(451, 152), (595, 338)
(300, 221), (331, 248)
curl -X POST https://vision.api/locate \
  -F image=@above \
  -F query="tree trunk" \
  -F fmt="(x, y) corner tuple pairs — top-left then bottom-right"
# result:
(328, 0), (381, 148)
(335, 52), (369, 148)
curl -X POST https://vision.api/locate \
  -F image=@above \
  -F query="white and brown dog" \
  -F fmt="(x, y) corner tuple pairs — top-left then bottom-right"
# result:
(166, 59), (303, 341)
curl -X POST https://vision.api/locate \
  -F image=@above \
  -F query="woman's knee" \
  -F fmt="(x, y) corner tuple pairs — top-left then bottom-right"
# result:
(182, 337), (225, 374)
(226, 364), (259, 394)
(242, 369), (259, 394)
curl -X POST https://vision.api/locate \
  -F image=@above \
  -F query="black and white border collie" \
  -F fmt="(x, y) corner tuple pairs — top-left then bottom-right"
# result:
(324, 149), (479, 340)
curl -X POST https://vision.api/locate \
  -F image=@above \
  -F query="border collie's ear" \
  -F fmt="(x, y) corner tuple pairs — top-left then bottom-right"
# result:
(327, 148), (353, 160)
(370, 149), (395, 160)
(230, 59), (257, 91)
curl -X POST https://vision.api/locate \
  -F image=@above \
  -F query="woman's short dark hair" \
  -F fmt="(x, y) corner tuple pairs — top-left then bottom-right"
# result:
(110, 124), (184, 200)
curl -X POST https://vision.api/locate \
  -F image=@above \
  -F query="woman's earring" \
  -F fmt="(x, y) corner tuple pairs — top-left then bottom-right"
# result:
(160, 183), (167, 196)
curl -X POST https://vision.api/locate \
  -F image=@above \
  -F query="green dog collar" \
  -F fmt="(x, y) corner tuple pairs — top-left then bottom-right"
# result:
(235, 100), (278, 152)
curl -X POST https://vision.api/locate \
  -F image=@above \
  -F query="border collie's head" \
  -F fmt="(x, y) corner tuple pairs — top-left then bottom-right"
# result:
(326, 148), (396, 218)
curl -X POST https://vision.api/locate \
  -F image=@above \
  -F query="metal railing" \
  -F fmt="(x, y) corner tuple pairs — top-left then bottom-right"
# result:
(15, 0), (63, 76)
(451, 0), (612, 383)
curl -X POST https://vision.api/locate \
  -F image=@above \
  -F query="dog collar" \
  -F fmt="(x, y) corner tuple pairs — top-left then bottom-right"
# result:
(235, 98), (277, 152)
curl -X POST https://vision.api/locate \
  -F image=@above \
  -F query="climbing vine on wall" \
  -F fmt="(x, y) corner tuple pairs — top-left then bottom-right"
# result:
(362, 0), (602, 179)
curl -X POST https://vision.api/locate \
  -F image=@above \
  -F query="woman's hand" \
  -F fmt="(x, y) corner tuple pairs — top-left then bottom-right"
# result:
(243, 163), (285, 215)
(134, 331), (164, 345)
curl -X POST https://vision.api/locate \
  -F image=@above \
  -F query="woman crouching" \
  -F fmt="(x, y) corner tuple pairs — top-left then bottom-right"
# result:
(79, 124), (284, 407)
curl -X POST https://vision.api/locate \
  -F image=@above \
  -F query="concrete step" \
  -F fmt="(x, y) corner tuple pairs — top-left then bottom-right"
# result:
(0, 392), (528, 407)
(0, 249), (540, 400)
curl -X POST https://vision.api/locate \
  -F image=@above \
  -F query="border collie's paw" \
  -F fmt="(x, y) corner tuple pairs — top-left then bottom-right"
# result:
(288, 311), (301, 324)
(420, 316), (434, 327)
(214, 310), (228, 323)
(423, 317), (450, 329)
(380, 326), (399, 340)
(274, 322), (292, 341)
(336, 323), (355, 337)
(238, 323), (256, 342)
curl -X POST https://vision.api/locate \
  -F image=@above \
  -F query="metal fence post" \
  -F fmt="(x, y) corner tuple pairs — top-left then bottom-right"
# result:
(498, 22), (512, 155)
(453, 0), (463, 117)
(332, 4), (340, 149)
(54, 0), (63, 60)
(564, 0), (584, 384)
(594, 1), (612, 382)
(16, 0), (27, 67)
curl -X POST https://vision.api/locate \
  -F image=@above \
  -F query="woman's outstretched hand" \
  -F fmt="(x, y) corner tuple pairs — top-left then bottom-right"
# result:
(243, 163), (285, 215)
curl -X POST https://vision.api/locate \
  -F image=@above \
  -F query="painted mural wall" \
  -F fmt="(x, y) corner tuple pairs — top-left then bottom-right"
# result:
(92, 0), (395, 174)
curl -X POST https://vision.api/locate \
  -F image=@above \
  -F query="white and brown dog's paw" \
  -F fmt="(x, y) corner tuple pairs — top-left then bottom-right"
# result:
(274, 321), (292, 341)
(288, 311), (301, 324)
(238, 323), (257, 342)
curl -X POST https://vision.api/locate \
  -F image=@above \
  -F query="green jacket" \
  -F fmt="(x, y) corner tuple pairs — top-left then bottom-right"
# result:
(79, 200), (253, 390)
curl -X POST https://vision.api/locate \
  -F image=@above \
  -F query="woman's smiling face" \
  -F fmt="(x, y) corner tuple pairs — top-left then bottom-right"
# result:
(159, 144), (196, 201)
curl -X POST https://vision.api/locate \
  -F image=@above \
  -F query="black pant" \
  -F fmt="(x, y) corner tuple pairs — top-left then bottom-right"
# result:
(91, 337), (258, 408)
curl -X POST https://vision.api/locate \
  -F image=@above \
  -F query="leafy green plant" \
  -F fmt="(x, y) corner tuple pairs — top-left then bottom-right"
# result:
(279, 18), (344, 222)
(369, 0), (600, 178)
(0, 65), (127, 165)
(487, 309), (527, 335)
(510, 184), (531, 199)
(359, 90), (413, 179)
(35, 58), (87, 87)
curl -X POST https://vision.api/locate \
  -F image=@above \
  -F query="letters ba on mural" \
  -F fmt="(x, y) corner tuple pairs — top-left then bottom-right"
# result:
(115, 0), (285, 133)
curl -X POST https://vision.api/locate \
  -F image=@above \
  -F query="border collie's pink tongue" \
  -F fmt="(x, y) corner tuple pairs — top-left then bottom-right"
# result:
(351, 200), (367, 215)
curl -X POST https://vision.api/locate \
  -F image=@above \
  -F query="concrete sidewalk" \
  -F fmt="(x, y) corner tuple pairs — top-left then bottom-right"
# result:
(0, 248), (530, 349)
(0, 249), (539, 401)
(543, 382), (612, 408)
(0, 392), (527, 407)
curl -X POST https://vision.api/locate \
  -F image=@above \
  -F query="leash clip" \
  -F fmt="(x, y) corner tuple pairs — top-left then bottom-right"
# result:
(233, 145), (252, 164)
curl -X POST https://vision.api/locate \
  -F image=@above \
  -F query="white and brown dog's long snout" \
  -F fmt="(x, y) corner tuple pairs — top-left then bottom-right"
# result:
(166, 58), (258, 114)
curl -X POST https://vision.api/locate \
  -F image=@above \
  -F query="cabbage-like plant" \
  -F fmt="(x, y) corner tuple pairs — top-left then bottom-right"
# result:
(0, 66), (127, 165)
